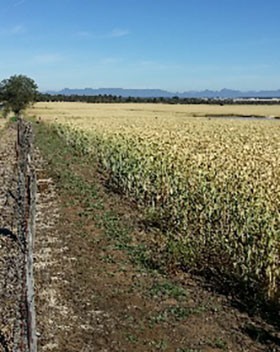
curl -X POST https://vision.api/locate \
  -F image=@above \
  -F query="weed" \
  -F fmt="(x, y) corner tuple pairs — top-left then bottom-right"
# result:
(214, 338), (228, 350)
(205, 338), (228, 350)
(145, 339), (168, 350)
(175, 349), (202, 352)
(148, 311), (168, 328)
(126, 334), (139, 343)
(149, 281), (188, 300)
(100, 254), (116, 264)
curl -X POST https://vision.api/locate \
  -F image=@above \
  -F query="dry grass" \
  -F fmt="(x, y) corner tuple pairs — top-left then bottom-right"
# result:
(29, 102), (280, 124)
(0, 119), (6, 129)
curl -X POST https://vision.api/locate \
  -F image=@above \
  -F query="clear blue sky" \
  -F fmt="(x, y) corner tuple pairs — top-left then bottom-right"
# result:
(1, 0), (280, 91)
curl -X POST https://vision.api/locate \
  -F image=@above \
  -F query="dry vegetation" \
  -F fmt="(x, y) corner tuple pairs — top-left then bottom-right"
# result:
(0, 119), (6, 129)
(29, 102), (280, 305)
(30, 102), (280, 121)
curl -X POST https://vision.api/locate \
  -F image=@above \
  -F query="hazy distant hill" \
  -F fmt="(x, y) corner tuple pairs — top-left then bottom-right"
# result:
(45, 88), (280, 98)
(46, 88), (173, 98)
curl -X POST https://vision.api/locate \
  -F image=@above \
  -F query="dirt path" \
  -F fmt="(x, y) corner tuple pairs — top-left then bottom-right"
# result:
(34, 150), (83, 351)
(0, 124), (24, 351)
(32, 122), (280, 352)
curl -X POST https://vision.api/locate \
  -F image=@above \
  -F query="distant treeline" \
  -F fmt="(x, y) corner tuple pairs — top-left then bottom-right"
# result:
(37, 93), (280, 105)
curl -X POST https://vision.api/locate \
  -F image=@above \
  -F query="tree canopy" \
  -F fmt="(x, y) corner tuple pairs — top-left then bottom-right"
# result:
(0, 75), (38, 116)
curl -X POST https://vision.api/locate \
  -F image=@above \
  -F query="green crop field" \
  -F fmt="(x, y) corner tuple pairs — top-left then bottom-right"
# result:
(29, 102), (280, 305)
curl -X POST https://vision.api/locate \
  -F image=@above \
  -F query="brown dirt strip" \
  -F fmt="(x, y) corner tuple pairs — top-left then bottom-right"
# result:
(33, 122), (280, 352)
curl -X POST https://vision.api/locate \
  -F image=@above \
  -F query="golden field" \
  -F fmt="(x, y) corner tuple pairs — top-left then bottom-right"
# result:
(29, 102), (280, 304)
(30, 102), (280, 122)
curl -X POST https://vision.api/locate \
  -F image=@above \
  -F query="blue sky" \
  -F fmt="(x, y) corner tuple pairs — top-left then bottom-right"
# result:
(1, 0), (280, 91)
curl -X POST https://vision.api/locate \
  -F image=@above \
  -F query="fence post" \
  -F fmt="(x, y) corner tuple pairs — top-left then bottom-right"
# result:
(17, 119), (37, 352)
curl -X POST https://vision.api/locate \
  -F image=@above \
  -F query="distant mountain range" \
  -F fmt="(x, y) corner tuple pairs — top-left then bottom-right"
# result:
(45, 88), (280, 98)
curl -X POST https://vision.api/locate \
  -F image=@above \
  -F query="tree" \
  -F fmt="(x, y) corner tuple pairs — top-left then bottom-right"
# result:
(0, 75), (38, 116)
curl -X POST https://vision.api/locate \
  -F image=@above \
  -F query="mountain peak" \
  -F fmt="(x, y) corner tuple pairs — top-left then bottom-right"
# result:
(45, 88), (280, 98)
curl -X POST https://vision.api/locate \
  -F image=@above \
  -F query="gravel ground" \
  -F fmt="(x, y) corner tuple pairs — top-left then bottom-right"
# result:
(0, 124), (25, 351)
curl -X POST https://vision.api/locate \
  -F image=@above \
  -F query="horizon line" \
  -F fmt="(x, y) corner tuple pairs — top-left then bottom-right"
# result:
(42, 87), (280, 93)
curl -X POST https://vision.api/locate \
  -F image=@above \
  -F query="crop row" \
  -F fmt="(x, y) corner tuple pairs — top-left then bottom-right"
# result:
(54, 117), (280, 305)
